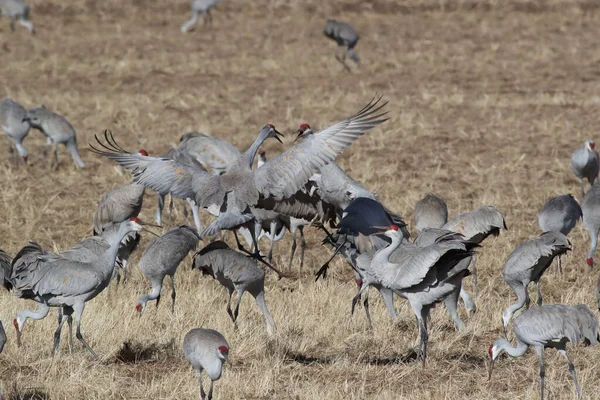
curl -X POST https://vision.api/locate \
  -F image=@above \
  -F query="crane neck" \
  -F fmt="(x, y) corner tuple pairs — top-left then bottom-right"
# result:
(372, 233), (402, 265)
(493, 338), (528, 359)
(242, 130), (270, 170)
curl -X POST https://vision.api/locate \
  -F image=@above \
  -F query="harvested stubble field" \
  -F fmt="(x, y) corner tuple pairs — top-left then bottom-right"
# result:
(1, 0), (600, 398)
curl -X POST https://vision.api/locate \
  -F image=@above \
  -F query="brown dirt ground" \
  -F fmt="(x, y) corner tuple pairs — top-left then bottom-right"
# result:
(2, 0), (600, 399)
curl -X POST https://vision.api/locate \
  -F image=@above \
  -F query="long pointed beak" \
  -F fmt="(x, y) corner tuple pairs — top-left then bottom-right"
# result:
(488, 359), (494, 381)
(293, 129), (304, 142)
(142, 226), (161, 238)
(274, 129), (283, 143)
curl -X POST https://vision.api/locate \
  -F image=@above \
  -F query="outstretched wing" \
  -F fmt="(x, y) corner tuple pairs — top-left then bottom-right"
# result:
(90, 131), (224, 209)
(253, 96), (388, 201)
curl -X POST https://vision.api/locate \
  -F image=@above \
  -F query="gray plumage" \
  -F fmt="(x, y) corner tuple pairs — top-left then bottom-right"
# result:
(489, 304), (599, 400)
(177, 132), (241, 176)
(0, 0), (33, 33)
(181, 0), (223, 32)
(0, 320), (6, 353)
(360, 226), (475, 364)
(414, 194), (448, 234)
(183, 328), (229, 400)
(93, 181), (146, 282)
(11, 220), (142, 359)
(92, 98), (387, 260)
(24, 106), (85, 168)
(442, 205), (506, 295)
(324, 20), (360, 68)
(571, 139), (599, 197)
(538, 194), (582, 235)
(155, 146), (207, 232)
(0, 98), (30, 163)
(581, 181), (600, 268)
(193, 241), (277, 334)
(136, 225), (200, 313)
(501, 231), (571, 332)
(0, 249), (12, 290)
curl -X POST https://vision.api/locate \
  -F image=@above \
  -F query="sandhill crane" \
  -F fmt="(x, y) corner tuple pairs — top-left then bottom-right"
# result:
(0, 320), (6, 353)
(193, 241), (277, 334)
(183, 328), (229, 400)
(571, 139), (599, 197)
(91, 97), (387, 275)
(24, 105), (85, 168)
(537, 194), (581, 273)
(501, 231), (571, 334)
(136, 225), (200, 313)
(442, 205), (506, 295)
(0, 249), (12, 290)
(93, 153), (147, 282)
(581, 182), (600, 268)
(0, 0), (34, 33)
(489, 304), (599, 400)
(181, 0), (223, 32)
(155, 146), (207, 232)
(11, 218), (143, 359)
(414, 194), (448, 234)
(1, 98), (30, 164)
(324, 20), (360, 70)
(364, 225), (475, 365)
(177, 131), (241, 176)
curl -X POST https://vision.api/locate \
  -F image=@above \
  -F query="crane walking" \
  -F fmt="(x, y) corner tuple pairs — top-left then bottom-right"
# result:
(136, 225), (200, 313)
(501, 231), (571, 334)
(24, 105), (85, 168)
(181, 0), (224, 32)
(11, 218), (143, 359)
(183, 328), (229, 400)
(489, 304), (599, 400)
(571, 139), (599, 197)
(324, 20), (360, 70)
(193, 241), (277, 334)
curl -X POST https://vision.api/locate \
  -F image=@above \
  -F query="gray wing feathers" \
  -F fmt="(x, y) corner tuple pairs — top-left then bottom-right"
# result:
(0, 250), (12, 289)
(253, 97), (388, 201)
(442, 205), (506, 242)
(414, 194), (448, 233)
(93, 184), (144, 233)
(503, 232), (571, 276)
(140, 226), (200, 270)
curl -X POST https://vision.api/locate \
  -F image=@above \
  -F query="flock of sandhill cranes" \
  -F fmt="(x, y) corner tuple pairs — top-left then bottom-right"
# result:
(2, 93), (600, 398)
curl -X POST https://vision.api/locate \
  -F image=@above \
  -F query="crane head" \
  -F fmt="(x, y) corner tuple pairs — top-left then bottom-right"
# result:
(13, 317), (22, 347)
(138, 149), (148, 156)
(585, 139), (596, 151)
(294, 123), (313, 142)
(587, 257), (594, 268)
(135, 304), (143, 313)
(263, 124), (283, 143)
(355, 278), (363, 288)
(217, 345), (229, 361)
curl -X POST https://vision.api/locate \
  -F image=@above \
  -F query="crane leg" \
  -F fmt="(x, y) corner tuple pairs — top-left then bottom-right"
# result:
(167, 196), (174, 230)
(558, 348), (582, 400)
(66, 313), (74, 355)
(155, 193), (164, 226)
(416, 312), (429, 367)
(197, 369), (206, 400)
(170, 275), (177, 314)
(299, 226), (306, 271)
(535, 346), (546, 400)
(362, 290), (373, 330)
(52, 313), (70, 358)
(557, 255), (563, 275)
(42, 139), (52, 169)
(350, 281), (368, 318)
(226, 288), (235, 324)
(267, 220), (276, 262)
(189, 200), (202, 233)
(233, 290), (244, 322)
(581, 179), (586, 198)
(254, 290), (277, 334)
(535, 280), (543, 306)
(73, 303), (98, 360)
(288, 227), (297, 268)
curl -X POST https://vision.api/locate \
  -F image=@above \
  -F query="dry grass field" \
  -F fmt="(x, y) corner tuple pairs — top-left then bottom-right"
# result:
(2, 0), (600, 398)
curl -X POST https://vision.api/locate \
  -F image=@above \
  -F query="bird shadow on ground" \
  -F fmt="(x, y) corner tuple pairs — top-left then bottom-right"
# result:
(446, 353), (487, 369)
(8, 381), (51, 400)
(283, 349), (418, 366)
(113, 339), (176, 364)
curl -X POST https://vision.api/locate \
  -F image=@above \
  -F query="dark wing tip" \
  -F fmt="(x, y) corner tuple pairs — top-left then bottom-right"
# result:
(195, 240), (230, 257)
